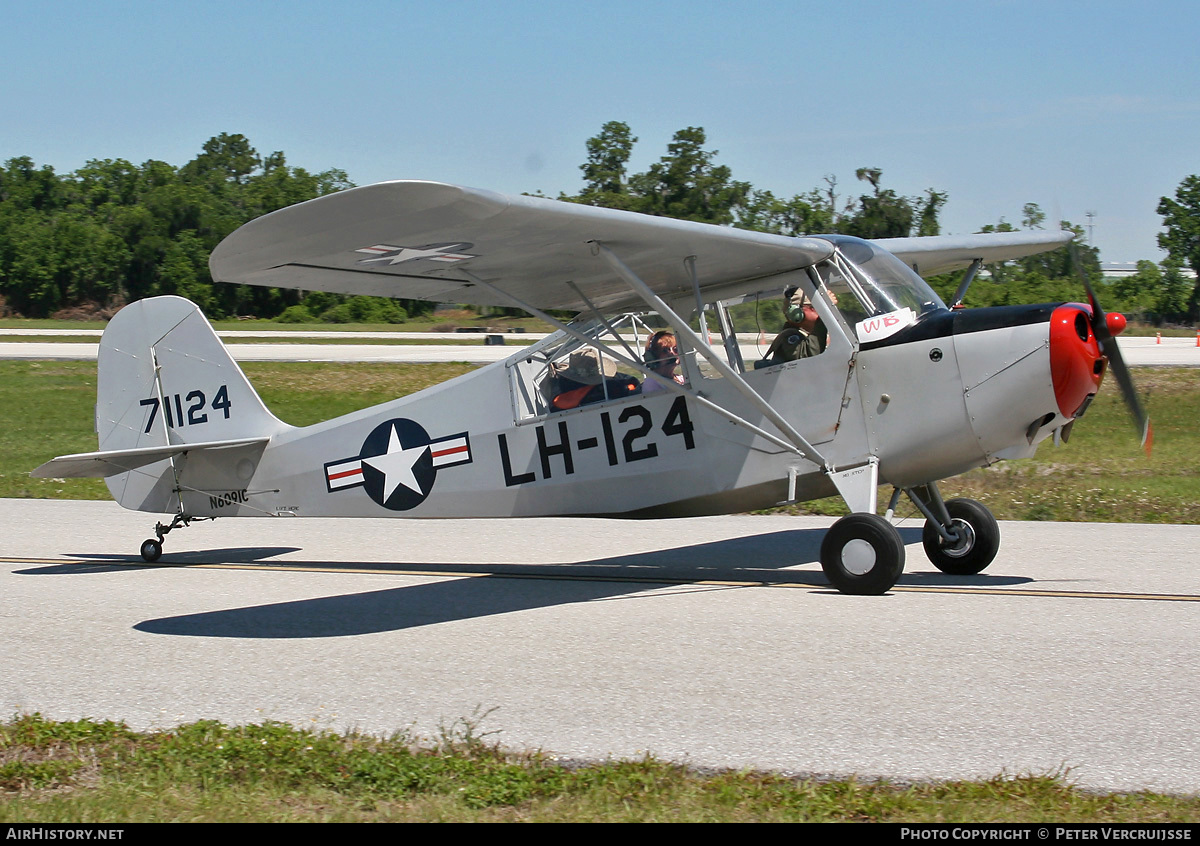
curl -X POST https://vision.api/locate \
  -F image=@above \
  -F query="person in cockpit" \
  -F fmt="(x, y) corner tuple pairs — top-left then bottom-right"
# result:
(766, 286), (823, 363)
(640, 330), (686, 395)
(551, 347), (640, 409)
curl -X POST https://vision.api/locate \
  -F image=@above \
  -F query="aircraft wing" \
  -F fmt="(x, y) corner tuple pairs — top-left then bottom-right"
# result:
(210, 181), (835, 313)
(876, 230), (1075, 277)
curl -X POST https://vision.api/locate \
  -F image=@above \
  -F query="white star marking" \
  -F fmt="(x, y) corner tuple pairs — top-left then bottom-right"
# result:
(358, 244), (473, 265)
(362, 425), (429, 500)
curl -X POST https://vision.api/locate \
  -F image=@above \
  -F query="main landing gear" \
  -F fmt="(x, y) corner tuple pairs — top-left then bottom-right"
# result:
(905, 483), (1000, 576)
(818, 483), (1001, 595)
(820, 513), (905, 595)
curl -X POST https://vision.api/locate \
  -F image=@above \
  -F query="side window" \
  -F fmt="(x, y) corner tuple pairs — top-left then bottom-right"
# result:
(738, 281), (834, 370)
(507, 316), (654, 422)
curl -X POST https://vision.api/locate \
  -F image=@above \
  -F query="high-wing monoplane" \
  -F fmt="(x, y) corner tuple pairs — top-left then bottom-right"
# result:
(32, 181), (1151, 594)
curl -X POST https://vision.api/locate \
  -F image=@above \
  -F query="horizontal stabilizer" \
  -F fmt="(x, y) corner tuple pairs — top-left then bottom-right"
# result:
(31, 437), (270, 479)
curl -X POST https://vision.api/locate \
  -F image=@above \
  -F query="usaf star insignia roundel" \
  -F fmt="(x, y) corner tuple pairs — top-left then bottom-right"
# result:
(323, 418), (472, 511)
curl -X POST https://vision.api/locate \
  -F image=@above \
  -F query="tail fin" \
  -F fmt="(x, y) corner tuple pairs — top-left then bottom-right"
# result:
(92, 296), (287, 510)
(97, 296), (282, 450)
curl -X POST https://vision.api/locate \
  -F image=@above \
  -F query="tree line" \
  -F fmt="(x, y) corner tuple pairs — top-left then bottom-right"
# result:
(1, 125), (1196, 322)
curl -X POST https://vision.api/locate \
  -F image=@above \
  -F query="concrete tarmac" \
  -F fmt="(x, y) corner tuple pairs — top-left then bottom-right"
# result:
(2, 498), (1198, 794)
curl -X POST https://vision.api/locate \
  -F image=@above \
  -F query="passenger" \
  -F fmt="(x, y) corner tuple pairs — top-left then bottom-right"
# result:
(641, 330), (686, 395)
(551, 348), (638, 410)
(765, 286), (822, 363)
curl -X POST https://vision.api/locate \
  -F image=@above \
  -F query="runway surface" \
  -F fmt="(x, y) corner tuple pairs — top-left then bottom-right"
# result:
(2, 333), (1197, 365)
(2, 498), (1198, 794)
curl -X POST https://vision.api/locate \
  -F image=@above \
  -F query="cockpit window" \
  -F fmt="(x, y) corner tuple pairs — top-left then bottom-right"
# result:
(506, 313), (673, 422)
(816, 236), (946, 324)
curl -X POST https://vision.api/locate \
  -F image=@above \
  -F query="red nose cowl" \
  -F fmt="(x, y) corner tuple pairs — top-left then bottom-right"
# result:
(1049, 304), (1105, 418)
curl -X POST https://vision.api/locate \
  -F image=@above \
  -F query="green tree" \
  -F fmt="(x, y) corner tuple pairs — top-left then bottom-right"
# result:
(839, 168), (915, 239)
(565, 123), (948, 242)
(916, 189), (948, 237)
(1157, 175), (1200, 320)
(628, 127), (750, 225)
(180, 132), (262, 187)
(0, 156), (63, 212)
(1110, 260), (1161, 316)
(735, 188), (834, 236)
(1157, 176), (1200, 277)
(158, 231), (215, 313)
(576, 120), (638, 208)
(1156, 258), (1191, 322)
(0, 137), (358, 318)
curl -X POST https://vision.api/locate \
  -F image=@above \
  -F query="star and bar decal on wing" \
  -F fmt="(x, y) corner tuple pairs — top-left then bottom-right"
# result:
(324, 418), (472, 511)
(355, 242), (476, 266)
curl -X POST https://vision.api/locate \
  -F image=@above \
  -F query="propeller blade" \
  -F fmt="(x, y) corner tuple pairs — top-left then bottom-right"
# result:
(1072, 243), (1153, 455)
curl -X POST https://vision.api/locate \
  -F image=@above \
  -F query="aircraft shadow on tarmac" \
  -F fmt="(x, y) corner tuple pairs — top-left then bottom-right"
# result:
(23, 526), (1032, 640)
(18, 548), (303, 575)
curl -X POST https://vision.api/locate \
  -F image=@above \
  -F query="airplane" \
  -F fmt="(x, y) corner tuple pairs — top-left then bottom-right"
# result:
(31, 180), (1152, 595)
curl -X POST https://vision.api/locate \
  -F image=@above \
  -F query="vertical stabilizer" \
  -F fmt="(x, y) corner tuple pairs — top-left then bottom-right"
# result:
(97, 296), (288, 510)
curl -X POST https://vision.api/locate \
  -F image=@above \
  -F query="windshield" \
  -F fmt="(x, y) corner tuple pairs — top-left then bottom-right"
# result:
(814, 236), (946, 325)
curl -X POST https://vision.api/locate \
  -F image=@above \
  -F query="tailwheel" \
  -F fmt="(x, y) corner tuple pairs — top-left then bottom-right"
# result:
(820, 513), (905, 595)
(138, 511), (193, 563)
(140, 539), (163, 563)
(921, 497), (999, 575)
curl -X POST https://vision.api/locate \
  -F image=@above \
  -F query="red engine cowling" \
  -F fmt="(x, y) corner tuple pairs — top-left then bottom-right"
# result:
(1048, 304), (1110, 418)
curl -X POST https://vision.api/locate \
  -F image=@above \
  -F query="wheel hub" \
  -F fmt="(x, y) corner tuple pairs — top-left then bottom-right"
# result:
(841, 538), (877, 574)
(941, 519), (976, 559)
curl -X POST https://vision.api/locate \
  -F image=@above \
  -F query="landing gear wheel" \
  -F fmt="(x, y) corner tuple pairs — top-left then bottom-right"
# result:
(140, 539), (162, 563)
(922, 498), (999, 575)
(820, 513), (905, 595)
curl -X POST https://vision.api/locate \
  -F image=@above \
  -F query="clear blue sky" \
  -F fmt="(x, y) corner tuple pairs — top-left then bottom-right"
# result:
(4, 0), (1197, 264)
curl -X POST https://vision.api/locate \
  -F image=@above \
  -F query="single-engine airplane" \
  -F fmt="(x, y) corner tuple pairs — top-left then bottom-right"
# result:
(32, 181), (1151, 594)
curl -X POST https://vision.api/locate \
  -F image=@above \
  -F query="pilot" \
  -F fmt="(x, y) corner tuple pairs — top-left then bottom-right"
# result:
(765, 286), (823, 363)
(640, 330), (686, 395)
(551, 347), (639, 410)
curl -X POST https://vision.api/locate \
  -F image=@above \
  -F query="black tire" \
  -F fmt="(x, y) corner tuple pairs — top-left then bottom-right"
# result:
(921, 498), (1000, 575)
(820, 513), (905, 595)
(140, 539), (162, 563)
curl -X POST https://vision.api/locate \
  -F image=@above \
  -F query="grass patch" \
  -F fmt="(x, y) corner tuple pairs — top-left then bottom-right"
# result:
(1, 715), (1197, 822)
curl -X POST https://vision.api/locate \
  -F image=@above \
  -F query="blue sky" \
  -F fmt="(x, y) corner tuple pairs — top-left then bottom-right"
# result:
(3, 0), (1197, 264)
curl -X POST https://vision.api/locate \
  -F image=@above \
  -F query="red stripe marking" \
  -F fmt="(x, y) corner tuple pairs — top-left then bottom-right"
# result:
(431, 444), (468, 458)
(328, 467), (363, 481)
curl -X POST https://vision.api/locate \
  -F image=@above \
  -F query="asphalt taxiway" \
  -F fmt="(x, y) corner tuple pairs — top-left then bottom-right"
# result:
(2, 498), (1197, 794)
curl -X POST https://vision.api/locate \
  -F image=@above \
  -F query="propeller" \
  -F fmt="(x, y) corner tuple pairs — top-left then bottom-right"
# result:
(1072, 242), (1153, 455)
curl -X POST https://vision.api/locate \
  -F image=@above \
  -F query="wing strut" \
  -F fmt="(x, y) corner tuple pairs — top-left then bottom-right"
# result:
(591, 242), (827, 468)
(461, 272), (809, 457)
(950, 258), (983, 308)
(686, 255), (712, 345)
(565, 280), (641, 364)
